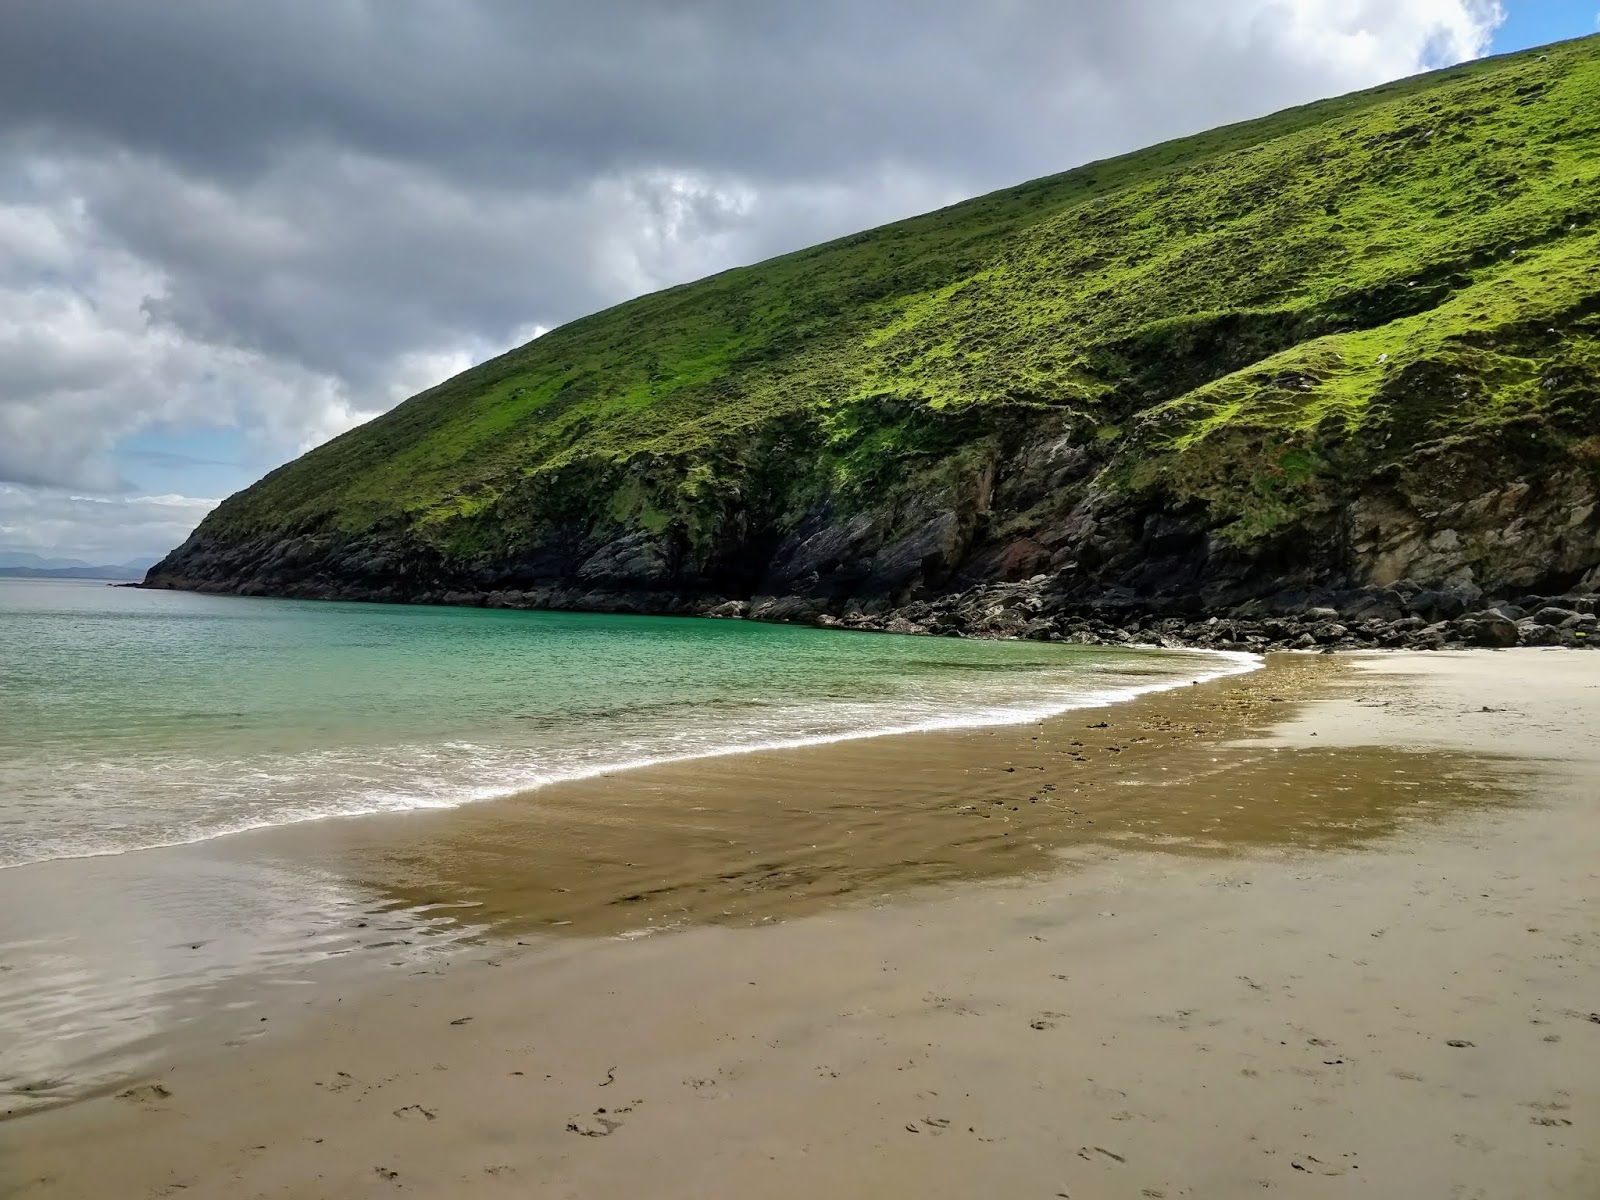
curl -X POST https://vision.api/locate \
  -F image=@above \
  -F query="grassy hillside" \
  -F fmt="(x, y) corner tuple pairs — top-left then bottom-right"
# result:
(172, 35), (1600, 603)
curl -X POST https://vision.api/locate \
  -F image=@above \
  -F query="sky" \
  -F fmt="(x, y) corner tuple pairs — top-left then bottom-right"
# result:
(0, 1), (1594, 565)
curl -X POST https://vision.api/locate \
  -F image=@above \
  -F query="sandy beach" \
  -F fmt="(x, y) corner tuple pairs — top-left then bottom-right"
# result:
(4, 650), (1598, 1198)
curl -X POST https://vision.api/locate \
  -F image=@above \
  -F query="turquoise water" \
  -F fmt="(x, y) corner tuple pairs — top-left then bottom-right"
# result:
(0, 579), (1255, 870)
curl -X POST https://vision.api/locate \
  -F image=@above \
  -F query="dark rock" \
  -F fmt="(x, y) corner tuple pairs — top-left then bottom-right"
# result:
(1533, 606), (1578, 627)
(1408, 590), (1468, 622)
(1459, 609), (1519, 647)
(1342, 592), (1406, 623)
(750, 595), (826, 624)
(135, 417), (1600, 655)
(1519, 620), (1561, 647)
(1415, 623), (1451, 650)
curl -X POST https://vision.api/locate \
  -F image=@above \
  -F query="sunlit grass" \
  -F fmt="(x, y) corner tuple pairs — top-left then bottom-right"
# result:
(207, 35), (1600, 561)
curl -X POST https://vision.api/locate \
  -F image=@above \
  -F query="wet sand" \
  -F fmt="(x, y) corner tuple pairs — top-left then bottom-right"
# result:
(222, 652), (1507, 936)
(4, 651), (1599, 1198)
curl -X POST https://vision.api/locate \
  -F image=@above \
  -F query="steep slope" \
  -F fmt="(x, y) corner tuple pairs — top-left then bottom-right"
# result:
(149, 36), (1600, 639)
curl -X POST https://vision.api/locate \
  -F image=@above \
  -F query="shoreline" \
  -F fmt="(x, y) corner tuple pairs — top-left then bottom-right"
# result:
(138, 571), (1600, 653)
(0, 642), (1258, 875)
(0, 644), (1299, 1123)
(6, 650), (1597, 1197)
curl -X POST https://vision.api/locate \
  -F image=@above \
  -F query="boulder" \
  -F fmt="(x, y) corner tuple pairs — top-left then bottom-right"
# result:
(883, 616), (929, 636)
(1407, 589), (1468, 622)
(1532, 607), (1578, 627)
(751, 595), (826, 623)
(1343, 596), (1406, 623)
(1518, 620), (1560, 647)
(1461, 609), (1519, 647)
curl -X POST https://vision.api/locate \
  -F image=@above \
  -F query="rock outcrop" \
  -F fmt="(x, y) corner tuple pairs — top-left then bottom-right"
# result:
(145, 416), (1600, 651)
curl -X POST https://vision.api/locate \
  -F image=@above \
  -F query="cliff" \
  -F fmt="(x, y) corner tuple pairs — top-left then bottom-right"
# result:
(148, 36), (1600, 649)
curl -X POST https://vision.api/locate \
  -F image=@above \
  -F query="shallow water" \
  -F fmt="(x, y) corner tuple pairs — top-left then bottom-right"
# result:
(0, 578), (1250, 869)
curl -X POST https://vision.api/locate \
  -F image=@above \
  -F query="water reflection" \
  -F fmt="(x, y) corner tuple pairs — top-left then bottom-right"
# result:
(316, 656), (1514, 938)
(0, 851), (473, 1115)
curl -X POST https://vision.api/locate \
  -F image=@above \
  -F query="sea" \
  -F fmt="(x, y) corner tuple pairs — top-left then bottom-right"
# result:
(0, 577), (1257, 1108)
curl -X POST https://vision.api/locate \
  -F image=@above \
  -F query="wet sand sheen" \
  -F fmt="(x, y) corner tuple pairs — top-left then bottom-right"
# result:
(4, 650), (1596, 1199)
(0, 652), (1521, 1121)
(243, 652), (1509, 938)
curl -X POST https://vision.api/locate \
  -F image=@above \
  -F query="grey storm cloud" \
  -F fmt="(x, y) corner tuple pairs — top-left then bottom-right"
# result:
(0, 1), (1503, 187)
(0, 0), (1503, 558)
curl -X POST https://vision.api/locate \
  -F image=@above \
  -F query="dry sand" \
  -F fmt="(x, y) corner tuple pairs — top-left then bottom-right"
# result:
(4, 650), (1598, 1198)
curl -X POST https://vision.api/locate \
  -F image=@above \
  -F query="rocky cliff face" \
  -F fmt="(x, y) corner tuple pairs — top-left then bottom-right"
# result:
(146, 410), (1600, 651)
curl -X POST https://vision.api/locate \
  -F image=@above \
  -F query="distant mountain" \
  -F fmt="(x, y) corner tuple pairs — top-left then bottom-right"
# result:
(0, 556), (153, 580)
(0, 551), (93, 570)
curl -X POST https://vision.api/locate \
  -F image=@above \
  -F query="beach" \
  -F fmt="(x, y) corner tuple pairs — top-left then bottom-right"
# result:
(0, 580), (1258, 1113)
(4, 650), (1598, 1198)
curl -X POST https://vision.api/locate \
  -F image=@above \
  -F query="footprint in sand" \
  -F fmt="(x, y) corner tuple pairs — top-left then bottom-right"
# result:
(567, 1113), (624, 1137)
(116, 1084), (172, 1105)
(568, 1100), (641, 1136)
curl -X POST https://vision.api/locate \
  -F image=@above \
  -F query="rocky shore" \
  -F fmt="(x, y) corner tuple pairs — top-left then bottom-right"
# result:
(729, 580), (1599, 652)
(139, 419), (1600, 654)
(153, 572), (1597, 654)
(139, 422), (1600, 656)
(781, 577), (1600, 652)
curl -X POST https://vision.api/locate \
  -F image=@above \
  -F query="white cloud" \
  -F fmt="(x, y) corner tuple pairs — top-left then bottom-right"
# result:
(1240, 1), (1503, 73)
(0, 485), (218, 563)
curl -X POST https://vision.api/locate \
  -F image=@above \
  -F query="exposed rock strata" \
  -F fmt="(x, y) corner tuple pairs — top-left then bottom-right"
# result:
(144, 426), (1600, 652)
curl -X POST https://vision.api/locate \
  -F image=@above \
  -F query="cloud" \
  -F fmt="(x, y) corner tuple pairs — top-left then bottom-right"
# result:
(0, 485), (218, 564)
(0, 0), (1505, 558)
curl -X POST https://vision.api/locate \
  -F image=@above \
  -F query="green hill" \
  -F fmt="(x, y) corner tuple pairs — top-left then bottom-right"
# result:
(150, 35), (1600, 627)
